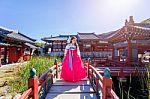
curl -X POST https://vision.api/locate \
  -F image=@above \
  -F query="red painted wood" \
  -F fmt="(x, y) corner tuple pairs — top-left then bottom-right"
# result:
(112, 47), (114, 60)
(19, 88), (32, 99)
(87, 59), (90, 77)
(55, 60), (58, 78)
(88, 64), (119, 99)
(127, 40), (132, 65)
(8, 47), (18, 63)
(28, 77), (39, 99)
(102, 78), (112, 99)
(30, 49), (32, 60)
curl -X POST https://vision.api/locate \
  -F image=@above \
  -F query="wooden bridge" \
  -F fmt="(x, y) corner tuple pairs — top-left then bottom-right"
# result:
(19, 59), (119, 99)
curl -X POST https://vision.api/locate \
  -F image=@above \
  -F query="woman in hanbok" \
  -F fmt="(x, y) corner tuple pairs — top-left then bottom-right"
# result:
(61, 36), (86, 82)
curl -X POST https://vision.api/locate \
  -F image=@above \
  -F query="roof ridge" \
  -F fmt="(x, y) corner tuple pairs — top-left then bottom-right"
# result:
(77, 32), (95, 34)
(0, 26), (13, 31)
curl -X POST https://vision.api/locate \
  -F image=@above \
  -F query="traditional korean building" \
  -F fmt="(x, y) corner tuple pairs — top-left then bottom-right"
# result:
(42, 16), (150, 66)
(41, 35), (77, 57)
(99, 16), (150, 66)
(42, 33), (112, 66)
(0, 26), (37, 66)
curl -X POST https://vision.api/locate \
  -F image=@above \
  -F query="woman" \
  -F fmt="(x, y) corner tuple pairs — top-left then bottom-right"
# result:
(61, 36), (86, 82)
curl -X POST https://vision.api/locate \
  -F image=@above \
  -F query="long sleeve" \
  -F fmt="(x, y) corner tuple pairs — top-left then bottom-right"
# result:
(77, 46), (81, 57)
(64, 45), (68, 56)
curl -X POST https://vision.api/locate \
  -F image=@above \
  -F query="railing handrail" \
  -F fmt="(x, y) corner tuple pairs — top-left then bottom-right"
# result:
(38, 63), (62, 92)
(87, 59), (119, 99)
(20, 59), (61, 99)
(20, 88), (32, 99)
(89, 65), (103, 80)
(109, 89), (119, 99)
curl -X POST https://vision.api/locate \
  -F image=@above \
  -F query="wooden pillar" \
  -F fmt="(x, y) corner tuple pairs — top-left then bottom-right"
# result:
(87, 58), (90, 78)
(127, 40), (132, 65)
(54, 59), (58, 78)
(112, 47), (114, 60)
(61, 41), (63, 51)
(20, 47), (24, 61)
(51, 41), (53, 52)
(30, 49), (32, 60)
(57, 42), (58, 52)
(118, 49), (120, 61)
(4, 47), (8, 63)
(103, 68), (112, 99)
(28, 68), (38, 99)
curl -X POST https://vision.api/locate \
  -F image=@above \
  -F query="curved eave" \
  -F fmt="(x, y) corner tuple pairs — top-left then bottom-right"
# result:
(107, 26), (150, 43)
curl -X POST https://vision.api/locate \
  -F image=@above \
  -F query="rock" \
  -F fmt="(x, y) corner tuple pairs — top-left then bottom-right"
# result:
(0, 96), (5, 99)
(5, 93), (12, 99)
(2, 90), (7, 96)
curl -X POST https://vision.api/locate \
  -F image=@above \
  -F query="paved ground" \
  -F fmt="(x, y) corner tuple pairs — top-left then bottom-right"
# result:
(45, 78), (97, 99)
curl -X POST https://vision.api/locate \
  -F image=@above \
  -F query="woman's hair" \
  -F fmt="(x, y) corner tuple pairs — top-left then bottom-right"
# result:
(70, 36), (79, 48)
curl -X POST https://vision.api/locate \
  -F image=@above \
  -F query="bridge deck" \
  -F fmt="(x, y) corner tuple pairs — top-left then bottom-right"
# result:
(45, 78), (98, 99)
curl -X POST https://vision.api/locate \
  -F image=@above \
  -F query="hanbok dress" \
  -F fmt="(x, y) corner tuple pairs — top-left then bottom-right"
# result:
(60, 43), (86, 82)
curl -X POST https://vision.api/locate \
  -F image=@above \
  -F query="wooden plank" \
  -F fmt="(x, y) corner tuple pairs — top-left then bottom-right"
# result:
(46, 78), (98, 99)
(46, 93), (97, 99)
(49, 85), (95, 93)
(53, 80), (91, 86)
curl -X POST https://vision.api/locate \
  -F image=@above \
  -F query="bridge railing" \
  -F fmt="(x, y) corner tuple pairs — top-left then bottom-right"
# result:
(86, 58), (119, 99)
(20, 59), (61, 99)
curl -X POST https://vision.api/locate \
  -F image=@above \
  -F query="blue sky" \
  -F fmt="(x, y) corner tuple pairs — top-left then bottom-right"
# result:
(0, 0), (150, 42)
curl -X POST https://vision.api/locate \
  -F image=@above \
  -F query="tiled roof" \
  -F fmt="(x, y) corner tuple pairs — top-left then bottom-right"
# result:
(25, 43), (37, 49)
(42, 35), (77, 41)
(7, 32), (35, 43)
(0, 26), (36, 43)
(134, 23), (150, 29)
(77, 32), (99, 40)
(98, 31), (116, 39)
(43, 36), (68, 41)
(0, 42), (10, 46)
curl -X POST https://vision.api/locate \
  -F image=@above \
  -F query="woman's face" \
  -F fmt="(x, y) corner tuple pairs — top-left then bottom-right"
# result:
(71, 38), (77, 44)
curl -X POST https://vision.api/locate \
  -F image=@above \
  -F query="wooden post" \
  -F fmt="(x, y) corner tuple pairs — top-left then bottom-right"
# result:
(61, 41), (63, 51)
(96, 74), (100, 96)
(4, 47), (8, 63)
(54, 59), (58, 78)
(112, 47), (114, 60)
(30, 49), (32, 60)
(120, 68), (124, 77)
(51, 41), (53, 52)
(20, 45), (24, 61)
(46, 69), (53, 93)
(87, 58), (90, 78)
(127, 40), (132, 65)
(28, 68), (39, 99)
(102, 68), (112, 99)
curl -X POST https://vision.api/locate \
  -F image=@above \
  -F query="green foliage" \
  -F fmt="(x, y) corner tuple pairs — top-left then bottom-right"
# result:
(35, 43), (45, 47)
(141, 18), (150, 24)
(10, 56), (57, 93)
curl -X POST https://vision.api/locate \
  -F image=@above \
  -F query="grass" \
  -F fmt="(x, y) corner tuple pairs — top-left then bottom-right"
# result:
(0, 64), (22, 96)
(11, 56), (58, 93)
(0, 56), (59, 96)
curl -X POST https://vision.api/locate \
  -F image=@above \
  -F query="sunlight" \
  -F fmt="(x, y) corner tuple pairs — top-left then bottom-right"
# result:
(98, 0), (140, 22)
(105, 0), (140, 11)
